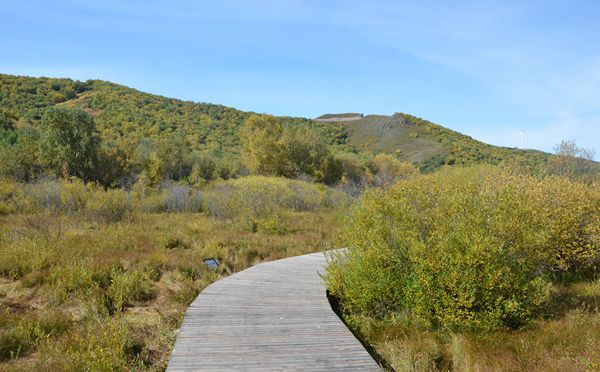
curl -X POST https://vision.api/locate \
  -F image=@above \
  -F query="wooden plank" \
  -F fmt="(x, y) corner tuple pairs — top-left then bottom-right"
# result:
(167, 252), (381, 371)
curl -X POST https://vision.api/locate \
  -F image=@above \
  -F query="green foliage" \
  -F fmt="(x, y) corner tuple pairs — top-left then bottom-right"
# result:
(343, 282), (600, 372)
(370, 153), (419, 187)
(240, 115), (284, 175)
(105, 269), (155, 314)
(38, 107), (100, 180)
(240, 114), (334, 180)
(38, 317), (143, 371)
(86, 188), (132, 223)
(532, 176), (600, 275)
(0, 110), (16, 131)
(0, 74), (347, 186)
(0, 239), (52, 280)
(0, 128), (42, 181)
(203, 176), (347, 222)
(327, 166), (599, 332)
(0, 312), (71, 361)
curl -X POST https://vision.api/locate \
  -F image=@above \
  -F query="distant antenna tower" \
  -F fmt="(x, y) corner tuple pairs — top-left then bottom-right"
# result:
(519, 130), (524, 149)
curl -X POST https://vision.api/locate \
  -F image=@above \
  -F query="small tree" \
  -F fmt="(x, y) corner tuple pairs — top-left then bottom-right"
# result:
(38, 107), (100, 180)
(240, 115), (286, 175)
(240, 115), (333, 180)
(144, 152), (165, 186)
(0, 110), (16, 131)
(548, 140), (596, 179)
(279, 125), (330, 179)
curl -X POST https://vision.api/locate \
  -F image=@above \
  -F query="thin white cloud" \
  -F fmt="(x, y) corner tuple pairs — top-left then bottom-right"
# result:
(323, 1), (600, 153)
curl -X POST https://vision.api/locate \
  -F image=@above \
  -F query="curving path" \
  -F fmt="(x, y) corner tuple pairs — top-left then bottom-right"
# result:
(168, 252), (381, 371)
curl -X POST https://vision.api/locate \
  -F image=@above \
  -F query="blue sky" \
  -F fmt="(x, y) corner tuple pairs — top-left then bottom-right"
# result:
(1, 1), (599, 155)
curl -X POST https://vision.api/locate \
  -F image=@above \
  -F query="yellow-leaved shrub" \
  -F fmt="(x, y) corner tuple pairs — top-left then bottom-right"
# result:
(327, 166), (599, 331)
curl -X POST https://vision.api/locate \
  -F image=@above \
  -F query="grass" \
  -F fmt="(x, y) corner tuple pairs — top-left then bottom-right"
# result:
(3, 172), (598, 370)
(340, 114), (445, 162)
(0, 208), (345, 370)
(341, 279), (600, 371)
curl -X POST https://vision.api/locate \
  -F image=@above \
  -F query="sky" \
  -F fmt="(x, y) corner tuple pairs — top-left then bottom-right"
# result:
(1, 0), (599, 155)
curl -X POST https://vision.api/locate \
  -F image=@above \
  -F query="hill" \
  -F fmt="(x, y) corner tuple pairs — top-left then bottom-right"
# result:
(1, 73), (552, 178)
(0, 73), (346, 154)
(338, 113), (551, 172)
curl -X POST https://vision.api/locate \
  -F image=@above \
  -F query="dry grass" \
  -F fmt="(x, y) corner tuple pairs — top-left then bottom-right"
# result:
(0, 209), (345, 370)
(345, 280), (600, 371)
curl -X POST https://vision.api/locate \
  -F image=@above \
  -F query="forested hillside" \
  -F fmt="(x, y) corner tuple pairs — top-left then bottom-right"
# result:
(1, 73), (561, 187)
(0, 74), (347, 186)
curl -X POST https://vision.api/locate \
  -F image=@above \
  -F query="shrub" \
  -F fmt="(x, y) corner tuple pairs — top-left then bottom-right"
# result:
(0, 239), (53, 280)
(22, 178), (62, 213)
(327, 166), (598, 331)
(370, 153), (419, 187)
(0, 179), (16, 215)
(38, 317), (143, 371)
(105, 269), (155, 313)
(532, 177), (600, 276)
(86, 188), (131, 223)
(162, 183), (203, 213)
(59, 178), (89, 215)
(0, 312), (71, 361)
(203, 176), (347, 221)
(255, 212), (291, 235)
(49, 263), (97, 303)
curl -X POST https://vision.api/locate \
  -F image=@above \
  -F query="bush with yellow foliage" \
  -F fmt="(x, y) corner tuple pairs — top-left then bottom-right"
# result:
(327, 166), (599, 331)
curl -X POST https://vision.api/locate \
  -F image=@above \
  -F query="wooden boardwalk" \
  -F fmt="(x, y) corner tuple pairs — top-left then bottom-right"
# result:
(168, 252), (381, 371)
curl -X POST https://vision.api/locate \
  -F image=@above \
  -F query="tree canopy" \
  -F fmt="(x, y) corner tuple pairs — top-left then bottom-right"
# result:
(38, 106), (100, 180)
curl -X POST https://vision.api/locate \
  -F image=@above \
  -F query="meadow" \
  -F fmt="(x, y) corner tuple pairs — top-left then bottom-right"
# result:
(0, 176), (347, 370)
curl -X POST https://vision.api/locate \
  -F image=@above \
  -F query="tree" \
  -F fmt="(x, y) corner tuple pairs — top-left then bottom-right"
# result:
(548, 140), (597, 179)
(0, 129), (42, 181)
(279, 125), (330, 180)
(144, 152), (165, 186)
(240, 115), (333, 180)
(0, 110), (16, 131)
(240, 115), (287, 175)
(38, 106), (100, 180)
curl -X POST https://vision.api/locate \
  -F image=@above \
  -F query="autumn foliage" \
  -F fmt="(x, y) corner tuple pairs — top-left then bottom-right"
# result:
(327, 166), (600, 331)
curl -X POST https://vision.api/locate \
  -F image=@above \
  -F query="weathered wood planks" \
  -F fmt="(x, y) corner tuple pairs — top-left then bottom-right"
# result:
(167, 252), (381, 371)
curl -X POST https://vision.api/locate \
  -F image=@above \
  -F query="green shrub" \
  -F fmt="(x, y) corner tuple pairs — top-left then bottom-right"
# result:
(370, 153), (419, 187)
(138, 192), (165, 213)
(86, 188), (131, 223)
(203, 176), (347, 220)
(48, 263), (97, 303)
(327, 166), (598, 331)
(0, 179), (16, 215)
(255, 212), (291, 235)
(105, 269), (155, 313)
(0, 239), (52, 280)
(532, 177), (600, 276)
(0, 312), (71, 361)
(163, 236), (191, 250)
(21, 179), (62, 213)
(59, 178), (89, 214)
(38, 317), (143, 371)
